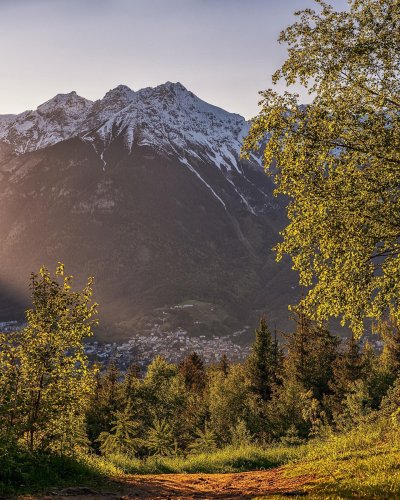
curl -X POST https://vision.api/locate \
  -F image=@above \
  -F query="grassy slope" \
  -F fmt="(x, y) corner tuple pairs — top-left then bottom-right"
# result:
(3, 418), (400, 497)
(285, 419), (400, 498)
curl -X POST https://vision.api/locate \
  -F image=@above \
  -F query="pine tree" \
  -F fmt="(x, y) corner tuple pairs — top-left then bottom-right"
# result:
(87, 361), (123, 448)
(146, 418), (177, 456)
(378, 315), (400, 382)
(208, 364), (250, 444)
(284, 307), (339, 400)
(97, 404), (142, 457)
(230, 419), (253, 447)
(246, 317), (281, 402)
(188, 424), (217, 454)
(179, 352), (206, 393)
(122, 363), (141, 400)
(330, 337), (365, 400)
(218, 354), (230, 376)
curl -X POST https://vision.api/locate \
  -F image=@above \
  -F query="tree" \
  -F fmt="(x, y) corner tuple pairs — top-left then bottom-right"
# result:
(97, 405), (142, 457)
(208, 364), (251, 444)
(179, 352), (206, 393)
(146, 418), (177, 456)
(330, 337), (366, 399)
(284, 307), (339, 400)
(0, 264), (97, 452)
(246, 317), (281, 402)
(86, 362), (123, 448)
(243, 0), (400, 336)
(230, 419), (253, 447)
(218, 354), (230, 377)
(142, 356), (190, 450)
(327, 336), (373, 421)
(188, 424), (217, 454)
(378, 315), (400, 380)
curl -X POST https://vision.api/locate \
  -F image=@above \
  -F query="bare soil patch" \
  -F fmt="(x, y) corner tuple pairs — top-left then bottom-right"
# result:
(24, 467), (314, 499)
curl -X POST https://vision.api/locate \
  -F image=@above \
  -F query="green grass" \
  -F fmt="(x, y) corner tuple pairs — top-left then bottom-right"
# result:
(105, 444), (303, 474)
(3, 418), (400, 498)
(282, 418), (400, 498)
(0, 449), (118, 496)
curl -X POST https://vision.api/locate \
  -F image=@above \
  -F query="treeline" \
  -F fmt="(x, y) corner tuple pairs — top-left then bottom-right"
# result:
(85, 313), (400, 457)
(1, 266), (400, 465)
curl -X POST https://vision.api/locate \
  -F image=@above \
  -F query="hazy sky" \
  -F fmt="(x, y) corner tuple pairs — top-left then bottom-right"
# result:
(0, 0), (348, 119)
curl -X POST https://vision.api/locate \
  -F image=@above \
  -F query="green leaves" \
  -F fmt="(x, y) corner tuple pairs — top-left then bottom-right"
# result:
(0, 264), (97, 453)
(243, 0), (400, 336)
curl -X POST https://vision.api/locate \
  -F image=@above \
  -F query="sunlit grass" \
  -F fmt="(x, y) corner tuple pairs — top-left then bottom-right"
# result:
(105, 444), (304, 474)
(283, 418), (400, 498)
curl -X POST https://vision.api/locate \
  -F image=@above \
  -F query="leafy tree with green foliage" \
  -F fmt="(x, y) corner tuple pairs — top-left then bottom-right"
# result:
(0, 331), (20, 443)
(243, 0), (400, 336)
(0, 264), (97, 452)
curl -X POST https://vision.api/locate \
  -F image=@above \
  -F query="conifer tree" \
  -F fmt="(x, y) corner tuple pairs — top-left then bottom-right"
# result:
(143, 357), (189, 448)
(246, 317), (281, 402)
(97, 404), (142, 457)
(87, 361), (123, 447)
(122, 363), (141, 400)
(218, 354), (230, 376)
(208, 364), (250, 444)
(179, 352), (206, 393)
(284, 307), (339, 400)
(378, 315), (400, 381)
(188, 424), (217, 454)
(330, 336), (365, 400)
(327, 336), (370, 421)
(146, 418), (177, 456)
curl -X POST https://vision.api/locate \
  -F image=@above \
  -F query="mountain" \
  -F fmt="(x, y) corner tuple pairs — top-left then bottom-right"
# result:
(0, 82), (298, 341)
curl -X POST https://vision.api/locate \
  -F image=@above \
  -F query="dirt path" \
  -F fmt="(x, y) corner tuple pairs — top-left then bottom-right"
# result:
(30, 467), (314, 499)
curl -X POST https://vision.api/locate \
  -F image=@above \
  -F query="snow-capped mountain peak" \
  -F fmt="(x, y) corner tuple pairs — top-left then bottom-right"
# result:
(0, 91), (93, 154)
(36, 90), (93, 115)
(0, 83), (251, 167)
(83, 82), (250, 173)
(0, 82), (260, 181)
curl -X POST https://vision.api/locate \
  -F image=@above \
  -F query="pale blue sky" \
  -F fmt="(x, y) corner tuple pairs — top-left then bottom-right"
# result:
(0, 0), (348, 118)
